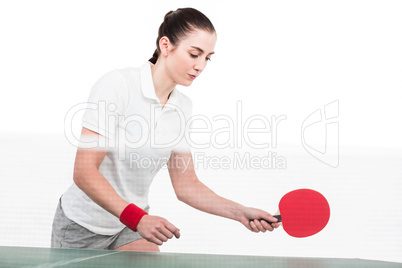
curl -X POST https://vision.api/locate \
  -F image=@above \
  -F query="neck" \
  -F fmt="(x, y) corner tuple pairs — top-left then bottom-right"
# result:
(151, 61), (176, 106)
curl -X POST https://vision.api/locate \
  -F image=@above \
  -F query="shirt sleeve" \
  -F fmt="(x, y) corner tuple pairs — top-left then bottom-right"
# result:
(82, 70), (129, 138)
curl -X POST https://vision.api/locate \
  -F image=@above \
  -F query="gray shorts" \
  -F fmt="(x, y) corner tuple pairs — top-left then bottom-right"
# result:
(51, 198), (144, 250)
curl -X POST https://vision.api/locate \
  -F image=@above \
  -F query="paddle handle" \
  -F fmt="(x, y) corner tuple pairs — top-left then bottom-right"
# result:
(255, 215), (282, 224)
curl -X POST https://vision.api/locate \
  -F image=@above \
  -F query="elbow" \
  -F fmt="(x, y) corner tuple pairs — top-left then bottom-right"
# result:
(73, 168), (83, 189)
(175, 189), (186, 203)
(73, 165), (89, 190)
(174, 185), (191, 203)
(174, 180), (198, 203)
(73, 165), (99, 190)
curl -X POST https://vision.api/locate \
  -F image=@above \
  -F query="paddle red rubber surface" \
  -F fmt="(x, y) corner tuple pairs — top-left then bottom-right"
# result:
(279, 189), (330, 238)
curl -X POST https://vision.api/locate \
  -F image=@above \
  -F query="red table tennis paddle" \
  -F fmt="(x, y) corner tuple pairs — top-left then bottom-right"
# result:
(258, 189), (330, 238)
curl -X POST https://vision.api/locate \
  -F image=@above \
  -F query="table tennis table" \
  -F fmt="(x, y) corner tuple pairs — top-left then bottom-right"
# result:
(0, 246), (401, 268)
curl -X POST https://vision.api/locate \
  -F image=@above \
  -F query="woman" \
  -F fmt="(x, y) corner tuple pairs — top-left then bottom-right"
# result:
(51, 7), (278, 252)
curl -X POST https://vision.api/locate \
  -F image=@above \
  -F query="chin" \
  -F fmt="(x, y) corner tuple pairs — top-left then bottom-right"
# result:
(180, 80), (194, 87)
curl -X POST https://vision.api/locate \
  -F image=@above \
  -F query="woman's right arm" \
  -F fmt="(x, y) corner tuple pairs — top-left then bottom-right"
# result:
(73, 127), (180, 245)
(73, 127), (129, 217)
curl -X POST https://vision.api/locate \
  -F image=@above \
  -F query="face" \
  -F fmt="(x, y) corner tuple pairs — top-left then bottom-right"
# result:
(164, 29), (217, 87)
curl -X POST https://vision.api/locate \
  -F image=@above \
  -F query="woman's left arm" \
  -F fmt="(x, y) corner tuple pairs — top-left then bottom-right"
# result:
(168, 151), (279, 233)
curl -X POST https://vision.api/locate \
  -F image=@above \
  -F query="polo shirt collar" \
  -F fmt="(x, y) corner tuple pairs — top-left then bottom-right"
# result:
(140, 62), (158, 100)
(140, 62), (181, 110)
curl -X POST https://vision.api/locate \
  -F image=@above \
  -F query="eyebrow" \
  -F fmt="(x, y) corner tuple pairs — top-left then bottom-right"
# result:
(190, 46), (215, 55)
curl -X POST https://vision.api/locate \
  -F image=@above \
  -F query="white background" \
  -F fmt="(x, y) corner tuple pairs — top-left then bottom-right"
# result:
(1, 0), (402, 264)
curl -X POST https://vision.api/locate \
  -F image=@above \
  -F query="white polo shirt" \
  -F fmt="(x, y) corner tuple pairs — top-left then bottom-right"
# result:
(62, 62), (192, 235)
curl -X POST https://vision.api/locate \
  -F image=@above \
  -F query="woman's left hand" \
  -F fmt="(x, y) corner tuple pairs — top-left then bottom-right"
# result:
(239, 207), (280, 233)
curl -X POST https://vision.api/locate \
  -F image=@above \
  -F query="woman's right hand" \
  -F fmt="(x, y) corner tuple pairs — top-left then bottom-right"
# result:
(136, 215), (180, 245)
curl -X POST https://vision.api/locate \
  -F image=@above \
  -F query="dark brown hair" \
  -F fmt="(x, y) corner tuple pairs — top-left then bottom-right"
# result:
(149, 8), (215, 64)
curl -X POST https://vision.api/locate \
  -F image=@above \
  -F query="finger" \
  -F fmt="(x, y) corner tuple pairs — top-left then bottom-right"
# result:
(264, 215), (279, 223)
(154, 230), (169, 243)
(260, 220), (274, 232)
(158, 226), (174, 240)
(165, 222), (180, 239)
(253, 220), (267, 233)
(147, 236), (163, 246)
(272, 222), (280, 229)
(175, 228), (181, 239)
(249, 220), (259, 233)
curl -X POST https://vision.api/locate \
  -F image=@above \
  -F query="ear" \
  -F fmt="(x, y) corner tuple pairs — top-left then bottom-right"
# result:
(159, 36), (171, 57)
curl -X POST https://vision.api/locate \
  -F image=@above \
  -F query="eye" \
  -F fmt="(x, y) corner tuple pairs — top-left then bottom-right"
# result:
(190, 53), (198, 58)
(206, 57), (212, 62)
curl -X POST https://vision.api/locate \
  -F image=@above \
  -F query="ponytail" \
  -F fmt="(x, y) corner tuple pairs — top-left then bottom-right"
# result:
(149, 49), (159, 64)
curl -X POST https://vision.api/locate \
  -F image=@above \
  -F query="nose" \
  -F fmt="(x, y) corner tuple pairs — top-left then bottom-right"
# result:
(194, 58), (207, 73)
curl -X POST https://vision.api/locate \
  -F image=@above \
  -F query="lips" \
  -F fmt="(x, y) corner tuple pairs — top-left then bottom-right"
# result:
(188, 74), (197, 80)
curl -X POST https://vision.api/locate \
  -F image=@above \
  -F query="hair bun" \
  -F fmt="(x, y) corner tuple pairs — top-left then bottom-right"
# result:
(164, 10), (174, 20)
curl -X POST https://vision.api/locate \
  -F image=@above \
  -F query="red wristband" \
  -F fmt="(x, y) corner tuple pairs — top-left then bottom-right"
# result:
(119, 203), (148, 232)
